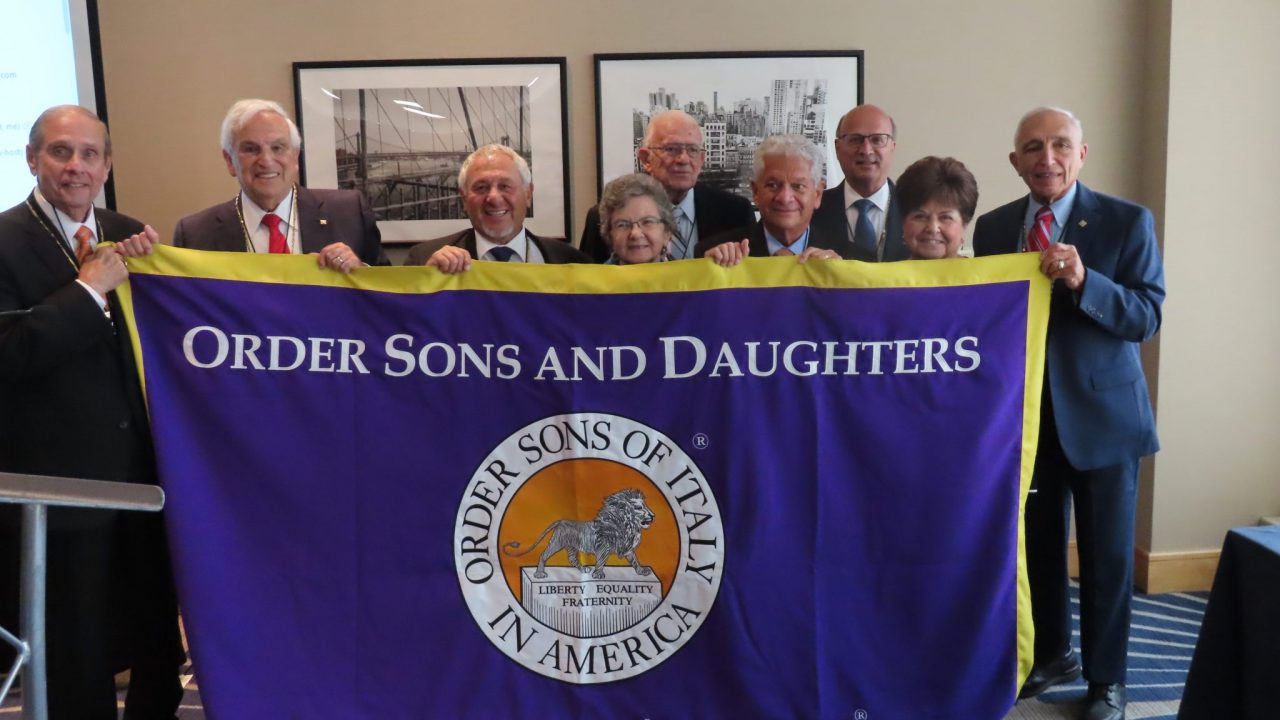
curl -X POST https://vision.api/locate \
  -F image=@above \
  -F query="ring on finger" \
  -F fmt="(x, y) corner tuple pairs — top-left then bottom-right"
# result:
(1057, 259), (1065, 271)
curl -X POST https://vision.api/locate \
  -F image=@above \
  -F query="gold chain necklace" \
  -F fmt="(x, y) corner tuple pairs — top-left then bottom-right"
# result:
(25, 196), (103, 271)
(235, 186), (299, 253)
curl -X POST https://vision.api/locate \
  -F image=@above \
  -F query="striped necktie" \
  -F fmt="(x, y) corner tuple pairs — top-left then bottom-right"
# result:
(672, 208), (693, 259)
(1026, 206), (1053, 252)
(73, 225), (94, 262)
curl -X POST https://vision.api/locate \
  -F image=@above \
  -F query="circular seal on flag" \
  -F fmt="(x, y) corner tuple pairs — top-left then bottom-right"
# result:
(454, 412), (724, 683)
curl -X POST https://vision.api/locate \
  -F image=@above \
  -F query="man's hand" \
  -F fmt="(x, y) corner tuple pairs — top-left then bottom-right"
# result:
(114, 225), (159, 257)
(316, 242), (362, 274)
(705, 239), (750, 268)
(427, 245), (473, 274)
(79, 246), (129, 295)
(796, 247), (840, 264)
(1041, 243), (1086, 290)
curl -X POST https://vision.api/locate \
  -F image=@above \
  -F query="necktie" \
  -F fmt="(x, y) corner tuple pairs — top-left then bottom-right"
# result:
(263, 213), (289, 254)
(1026, 206), (1053, 253)
(489, 246), (516, 262)
(672, 208), (693, 260)
(773, 247), (795, 257)
(852, 198), (877, 254)
(73, 225), (94, 263)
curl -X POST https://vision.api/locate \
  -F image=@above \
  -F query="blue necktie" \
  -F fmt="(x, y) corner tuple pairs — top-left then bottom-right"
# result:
(489, 246), (516, 262)
(853, 198), (877, 254)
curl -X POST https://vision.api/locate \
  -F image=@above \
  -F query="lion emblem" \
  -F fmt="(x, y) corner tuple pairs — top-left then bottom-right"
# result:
(503, 488), (656, 579)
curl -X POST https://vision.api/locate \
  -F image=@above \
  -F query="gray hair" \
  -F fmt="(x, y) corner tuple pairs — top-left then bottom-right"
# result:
(596, 173), (678, 237)
(1013, 106), (1084, 146)
(458, 144), (532, 189)
(220, 99), (302, 156)
(29, 105), (111, 157)
(753, 134), (824, 185)
(643, 110), (702, 146)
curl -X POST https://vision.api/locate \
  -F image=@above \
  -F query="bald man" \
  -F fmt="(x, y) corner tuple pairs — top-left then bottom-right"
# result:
(579, 110), (754, 262)
(810, 104), (908, 261)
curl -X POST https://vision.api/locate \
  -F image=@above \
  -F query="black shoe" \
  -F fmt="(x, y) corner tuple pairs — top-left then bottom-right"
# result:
(1018, 649), (1083, 699)
(1080, 682), (1125, 720)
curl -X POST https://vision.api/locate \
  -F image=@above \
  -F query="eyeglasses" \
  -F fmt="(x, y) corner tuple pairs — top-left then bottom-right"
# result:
(648, 144), (706, 158)
(836, 133), (893, 149)
(610, 216), (665, 234)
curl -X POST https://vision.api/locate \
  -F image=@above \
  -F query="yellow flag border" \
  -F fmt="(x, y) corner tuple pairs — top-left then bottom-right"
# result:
(115, 245), (1048, 693)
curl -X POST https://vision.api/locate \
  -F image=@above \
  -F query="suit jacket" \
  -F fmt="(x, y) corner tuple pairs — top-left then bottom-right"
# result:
(578, 182), (756, 263)
(403, 228), (590, 266)
(694, 220), (846, 259)
(809, 179), (908, 262)
(172, 187), (389, 266)
(972, 182), (1164, 470)
(0, 195), (153, 482)
(0, 195), (184, 707)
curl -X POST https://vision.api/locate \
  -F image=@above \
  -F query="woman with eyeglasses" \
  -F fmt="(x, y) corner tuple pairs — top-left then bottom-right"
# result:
(597, 173), (678, 265)
(894, 156), (979, 260)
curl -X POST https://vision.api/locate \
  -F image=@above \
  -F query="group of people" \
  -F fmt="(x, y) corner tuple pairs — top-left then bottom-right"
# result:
(0, 96), (1163, 720)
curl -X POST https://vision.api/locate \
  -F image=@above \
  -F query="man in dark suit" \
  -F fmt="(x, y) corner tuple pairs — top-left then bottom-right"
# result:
(579, 110), (754, 262)
(973, 107), (1164, 720)
(173, 99), (388, 270)
(405, 144), (588, 271)
(698, 134), (842, 266)
(810, 104), (907, 262)
(0, 105), (185, 719)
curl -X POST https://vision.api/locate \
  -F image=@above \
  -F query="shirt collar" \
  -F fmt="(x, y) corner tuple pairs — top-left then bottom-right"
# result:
(476, 227), (529, 261)
(1023, 181), (1079, 229)
(844, 179), (890, 212)
(764, 225), (810, 255)
(241, 190), (295, 231)
(33, 187), (97, 246)
(675, 188), (696, 220)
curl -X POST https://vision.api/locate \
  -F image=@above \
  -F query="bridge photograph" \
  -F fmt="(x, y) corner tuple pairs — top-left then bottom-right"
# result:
(330, 85), (533, 221)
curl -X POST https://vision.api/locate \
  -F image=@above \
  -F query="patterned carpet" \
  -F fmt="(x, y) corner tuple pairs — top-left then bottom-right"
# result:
(1006, 583), (1208, 720)
(3, 583), (1207, 719)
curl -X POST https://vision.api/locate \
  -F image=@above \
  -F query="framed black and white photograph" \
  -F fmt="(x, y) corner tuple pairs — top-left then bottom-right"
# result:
(594, 51), (862, 202)
(294, 58), (569, 244)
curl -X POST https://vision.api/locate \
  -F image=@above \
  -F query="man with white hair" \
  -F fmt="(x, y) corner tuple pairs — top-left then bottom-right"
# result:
(173, 98), (387, 269)
(578, 110), (754, 262)
(974, 106), (1164, 720)
(405, 144), (588, 271)
(698, 134), (843, 265)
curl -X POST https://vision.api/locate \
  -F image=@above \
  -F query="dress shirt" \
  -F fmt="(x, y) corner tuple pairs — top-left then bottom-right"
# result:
(764, 225), (810, 256)
(476, 228), (545, 264)
(33, 188), (106, 309)
(844, 180), (892, 258)
(240, 191), (300, 254)
(1019, 181), (1080, 249)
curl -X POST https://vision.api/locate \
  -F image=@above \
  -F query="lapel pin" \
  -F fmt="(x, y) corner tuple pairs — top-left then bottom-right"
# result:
(1078, 220), (1087, 228)
(319, 218), (329, 226)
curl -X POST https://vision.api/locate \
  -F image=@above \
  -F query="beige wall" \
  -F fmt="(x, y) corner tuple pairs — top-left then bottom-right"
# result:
(98, 0), (1150, 243)
(94, 0), (1278, 554)
(1152, 0), (1280, 549)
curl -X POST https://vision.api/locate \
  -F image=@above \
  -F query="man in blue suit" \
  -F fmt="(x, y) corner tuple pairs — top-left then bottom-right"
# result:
(973, 107), (1164, 720)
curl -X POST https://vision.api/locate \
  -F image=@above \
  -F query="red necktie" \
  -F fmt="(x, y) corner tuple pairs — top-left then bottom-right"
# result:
(1026, 206), (1052, 253)
(263, 213), (289, 254)
(73, 225), (94, 263)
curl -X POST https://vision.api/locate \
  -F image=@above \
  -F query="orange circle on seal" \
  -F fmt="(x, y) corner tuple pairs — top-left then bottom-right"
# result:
(498, 458), (680, 601)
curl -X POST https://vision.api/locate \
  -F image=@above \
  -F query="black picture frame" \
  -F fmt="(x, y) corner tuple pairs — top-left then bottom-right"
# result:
(294, 57), (570, 244)
(594, 51), (864, 202)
